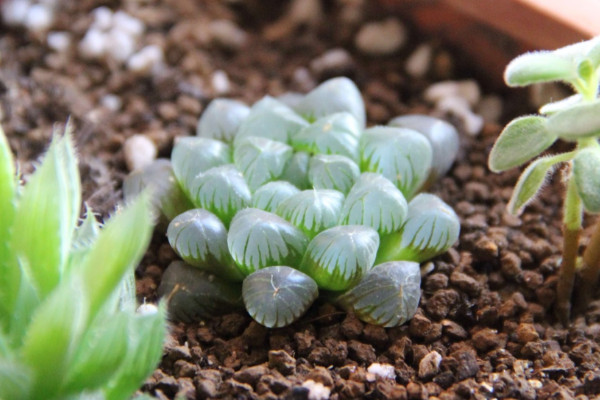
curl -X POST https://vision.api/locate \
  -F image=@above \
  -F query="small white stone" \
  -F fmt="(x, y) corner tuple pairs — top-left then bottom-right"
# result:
(107, 28), (137, 62)
(2, 0), (30, 26)
(209, 19), (247, 50)
(25, 3), (54, 32)
(288, 0), (322, 25)
(127, 44), (164, 74)
(406, 43), (432, 78)
(123, 134), (157, 172)
(436, 95), (484, 136)
(302, 380), (330, 400)
(309, 47), (354, 76)
(100, 94), (122, 111)
(91, 6), (113, 31)
(112, 10), (144, 37)
(476, 95), (503, 123)
(211, 70), (231, 94)
(136, 302), (159, 315)
(425, 80), (481, 107)
(78, 28), (107, 59)
(47, 31), (71, 52)
(418, 350), (442, 379)
(367, 363), (396, 380)
(292, 67), (315, 92)
(355, 18), (406, 56)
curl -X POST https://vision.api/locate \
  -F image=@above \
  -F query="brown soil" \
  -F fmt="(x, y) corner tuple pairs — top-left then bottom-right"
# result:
(2, 1), (600, 399)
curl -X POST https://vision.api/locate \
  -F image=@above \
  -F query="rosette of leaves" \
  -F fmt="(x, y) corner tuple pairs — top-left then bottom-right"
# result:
(131, 77), (462, 328)
(487, 36), (600, 323)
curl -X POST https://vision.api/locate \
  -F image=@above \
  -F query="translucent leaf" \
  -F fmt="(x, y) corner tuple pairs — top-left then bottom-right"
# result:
(335, 261), (421, 327)
(67, 207), (101, 272)
(295, 77), (366, 127)
(360, 126), (432, 199)
(388, 114), (459, 179)
(573, 146), (600, 213)
(488, 116), (556, 172)
(280, 151), (311, 189)
(242, 266), (318, 328)
(196, 98), (250, 142)
(308, 154), (360, 194)
(233, 136), (294, 191)
(187, 164), (251, 225)
(539, 94), (582, 115)
(0, 360), (31, 400)
(291, 112), (361, 161)
(157, 261), (242, 322)
(276, 189), (345, 237)
(504, 51), (577, 86)
(300, 225), (379, 291)
(547, 100), (600, 140)
(252, 181), (301, 213)
(171, 137), (231, 194)
(167, 209), (244, 281)
(507, 156), (558, 215)
(339, 173), (408, 234)
(377, 194), (460, 263)
(228, 208), (309, 275)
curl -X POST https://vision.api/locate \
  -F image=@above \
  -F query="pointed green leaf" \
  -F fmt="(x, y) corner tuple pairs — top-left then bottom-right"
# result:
(6, 258), (40, 347)
(280, 151), (311, 189)
(234, 136), (294, 191)
(276, 189), (345, 237)
(196, 98), (250, 142)
(539, 94), (582, 115)
(308, 154), (360, 194)
(504, 51), (577, 86)
(507, 156), (557, 215)
(336, 261), (421, 327)
(488, 116), (556, 172)
(67, 206), (101, 273)
(252, 181), (301, 213)
(547, 100), (600, 140)
(300, 225), (379, 291)
(573, 146), (600, 213)
(243, 266), (318, 328)
(227, 208), (309, 275)
(0, 360), (31, 400)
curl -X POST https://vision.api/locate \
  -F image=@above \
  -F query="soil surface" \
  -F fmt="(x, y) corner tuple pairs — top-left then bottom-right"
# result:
(2, 1), (600, 399)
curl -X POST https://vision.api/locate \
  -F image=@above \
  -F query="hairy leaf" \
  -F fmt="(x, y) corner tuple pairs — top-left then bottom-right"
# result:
(292, 112), (361, 160)
(504, 51), (577, 86)
(507, 156), (557, 215)
(234, 136), (294, 191)
(308, 154), (360, 194)
(547, 100), (600, 140)
(276, 189), (345, 237)
(539, 94), (582, 115)
(573, 146), (600, 213)
(196, 98), (250, 142)
(252, 181), (301, 213)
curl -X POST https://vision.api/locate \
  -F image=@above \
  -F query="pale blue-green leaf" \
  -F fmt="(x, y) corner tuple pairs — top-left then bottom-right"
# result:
(196, 98), (250, 142)
(388, 114), (459, 179)
(277, 92), (304, 109)
(300, 225), (379, 291)
(547, 100), (600, 140)
(377, 193), (460, 263)
(335, 261), (421, 327)
(187, 164), (251, 225)
(227, 208), (309, 275)
(555, 36), (600, 66)
(339, 173), (408, 234)
(488, 116), (556, 172)
(157, 261), (242, 322)
(573, 146), (600, 213)
(234, 136), (294, 191)
(117, 268), (136, 313)
(243, 266), (318, 328)
(167, 209), (243, 281)
(507, 157), (557, 215)
(360, 126), (432, 199)
(291, 112), (361, 160)
(171, 137), (231, 193)
(252, 181), (301, 213)
(504, 51), (578, 86)
(276, 189), (344, 237)
(539, 94), (582, 115)
(308, 154), (360, 194)
(0, 360), (31, 400)
(295, 77), (366, 127)
(280, 151), (311, 189)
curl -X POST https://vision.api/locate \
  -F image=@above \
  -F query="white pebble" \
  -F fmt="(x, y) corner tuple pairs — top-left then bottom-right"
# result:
(47, 31), (71, 52)
(367, 363), (396, 380)
(106, 28), (137, 62)
(127, 44), (164, 74)
(437, 95), (484, 136)
(136, 302), (159, 315)
(418, 350), (442, 379)
(292, 67), (315, 92)
(462, 112), (485, 136)
(355, 18), (406, 56)
(78, 28), (107, 59)
(209, 19), (247, 50)
(91, 6), (113, 31)
(425, 80), (481, 107)
(211, 70), (231, 94)
(476, 95), (503, 123)
(123, 134), (157, 172)
(288, 0), (322, 25)
(25, 3), (53, 32)
(309, 48), (354, 77)
(302, 380), (330, 400)
(100, 94), (122, 111)
(2, 0), (30, 26)
(112, 10), (144, 37)
(405, 43), (432, 78)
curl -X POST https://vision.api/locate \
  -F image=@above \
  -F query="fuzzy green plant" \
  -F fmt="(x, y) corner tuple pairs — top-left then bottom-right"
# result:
(0, 123), (166, 400)
(488, 36), (600, 323)
(127, 77), (461, 328)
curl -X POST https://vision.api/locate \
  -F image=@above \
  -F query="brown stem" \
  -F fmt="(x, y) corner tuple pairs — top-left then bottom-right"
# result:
(556, 226), (580, 325)
(576, 218), (600, 311)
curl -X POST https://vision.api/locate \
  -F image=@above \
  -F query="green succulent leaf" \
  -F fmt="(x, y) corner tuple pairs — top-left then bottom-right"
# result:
(228, 208), (309, 275)
(504, 51), (578, 86)
(167, 209), (243, 281)
(555, 36), (600, 67)
(377, 193), (460, 263)
(252, 181), (301, 213)
(300, 225), (379, 291)
(292, 112), (361, 160)
(507, 156), (558, 215)
(308, 154), (360, 194)
(488, 116), (556, 172)
(242, 266), (318, 328)
(280, 151), (311, 189)
(0, 360), (31, 400)
(233, 136), (294, 191)
(187, 164), (251, 225)
(276, 189), (345, 237)
(539, 94), (582, 115)
(335, 261), (421, 327)
(547, 99), (600, 140)
(573, 146), (600, 213)
(196, 98), (250, 142)
(339, 173), (408, 234)
(157, 261), (242, 322)
(360, 126), (432, 199)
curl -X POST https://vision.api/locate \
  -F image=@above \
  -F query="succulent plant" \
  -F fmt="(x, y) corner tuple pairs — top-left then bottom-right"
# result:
(128, 77), (461, 328)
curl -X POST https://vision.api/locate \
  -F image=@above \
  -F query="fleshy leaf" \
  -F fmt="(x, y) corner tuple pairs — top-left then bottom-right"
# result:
(227, 208), (309, 275)
(300, 225), (379, 291)
(339, 173), (408, 234)
(196, 98), (250, 142)
(252, 181), (301, 213)
(539, 94), (582, 115)
(308, 154), (360, 194)
(488, 116), (556, 172)
(276, 189), (345, 237)
(187, 164), (251, 225)
(504, 51), (578, 86)
(233, 136), (294, 191)
(507, 156), (558, 215)
(0, 360), (31, 400)
(280, 151), (311, 189)
(547, 100), (600, 140)
(573, 146), (600, 213)
(291, 112), (361, 160)
(360, 126), (432, 199)
(377, 194), (460, 263)
(295, 77), (366, 127)
(242, 266), (318, 328)
(157, 261), (242, 322)
(335, 261), (421, 327)
(167, 209), (243, 281)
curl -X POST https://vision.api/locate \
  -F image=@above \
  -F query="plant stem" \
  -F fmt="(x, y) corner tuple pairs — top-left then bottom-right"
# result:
(576, 218), (600, 311)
